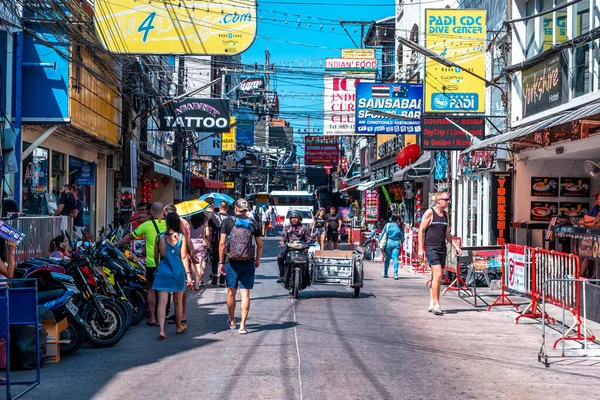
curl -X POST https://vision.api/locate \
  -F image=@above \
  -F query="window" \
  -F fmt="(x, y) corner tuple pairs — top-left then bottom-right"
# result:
(22, 143), (49, 215)
(51, 151), (65, 198)
(572, 0), (591, 98)
(525, 0), (538, 58)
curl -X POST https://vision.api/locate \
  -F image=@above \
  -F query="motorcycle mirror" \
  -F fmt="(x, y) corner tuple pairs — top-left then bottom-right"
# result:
(77, 240), (83, 248)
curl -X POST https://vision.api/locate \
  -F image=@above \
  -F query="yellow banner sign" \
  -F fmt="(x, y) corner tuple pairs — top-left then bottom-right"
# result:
(425, 9), (486, 113)
(222, 182), (235, 189)
(341, 48), (375, 59)
(222, 117), (236, 151)
(93, 0), (257, 55)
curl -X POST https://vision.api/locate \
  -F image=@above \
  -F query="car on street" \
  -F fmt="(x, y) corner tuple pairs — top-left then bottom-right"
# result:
(283, 209), (314, 231)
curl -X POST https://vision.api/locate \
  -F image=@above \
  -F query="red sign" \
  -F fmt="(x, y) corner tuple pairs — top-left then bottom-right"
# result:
(304, 136), (339, 165)
(422, 117), (485, 150)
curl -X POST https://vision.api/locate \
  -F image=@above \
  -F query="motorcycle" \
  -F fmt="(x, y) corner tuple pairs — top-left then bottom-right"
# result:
(282, 240), (319, 300)
(361, 228), (379, 261)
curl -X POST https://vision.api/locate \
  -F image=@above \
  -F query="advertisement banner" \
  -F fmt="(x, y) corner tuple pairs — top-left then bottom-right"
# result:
(422, 116), (485, 150)
(530, 201), (558, 221)
(365, 189), (379, 223)
(234, 107), (255, 145)
(507, 244), (525, 293)
(325, 58), (378, 72)
(197, 133), (222, 157)
(355, 83), (423, 134)
(425, 9), (486, 113)
(324, 76), (362, 136)
(159, 98), (230, 132)
(238, 77), (265, 94)
(522, 54), (563, 118)
(491, 173), (512, 245)
(77, 161), (96, 186)
(222, 182), (235, 189)
(342, 48), (375, 59)
(222, 117), (236, 151)
(93, 0), (257, 55)
(304, 136), (339, 165)
(531, 177), (558, 197)
(559, 177), (591, 197)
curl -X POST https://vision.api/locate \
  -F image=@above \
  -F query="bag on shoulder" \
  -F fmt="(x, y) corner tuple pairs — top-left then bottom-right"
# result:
(211, 213), (225, 243)
(379, 224), (388, 250)
(225, 218), (255, 261)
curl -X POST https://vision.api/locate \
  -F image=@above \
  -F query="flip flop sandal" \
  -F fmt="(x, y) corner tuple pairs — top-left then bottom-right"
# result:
(176, 325), (188, 335)
(227, 319), (236, 330)
(239, 327), (248, 335)
(169, 319), (187, 325)
(158, 333), (167, 340)
(146, 321), (157, 326)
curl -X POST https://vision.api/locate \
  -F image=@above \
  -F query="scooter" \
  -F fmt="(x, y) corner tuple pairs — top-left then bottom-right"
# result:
(283, 240), (319, 300)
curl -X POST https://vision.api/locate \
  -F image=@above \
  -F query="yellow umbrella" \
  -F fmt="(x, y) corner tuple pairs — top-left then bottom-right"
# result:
(175, 199), (210, 217)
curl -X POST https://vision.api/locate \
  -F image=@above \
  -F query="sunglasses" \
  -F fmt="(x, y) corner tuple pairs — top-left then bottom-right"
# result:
(439, 198), (451, 202)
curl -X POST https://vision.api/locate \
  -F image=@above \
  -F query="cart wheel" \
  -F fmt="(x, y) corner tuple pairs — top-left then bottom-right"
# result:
(293, 268), (300, 300)
(354, 287), (360, 297)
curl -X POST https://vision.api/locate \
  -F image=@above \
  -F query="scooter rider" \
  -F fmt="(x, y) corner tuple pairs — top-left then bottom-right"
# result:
(277, 210), (312, 283)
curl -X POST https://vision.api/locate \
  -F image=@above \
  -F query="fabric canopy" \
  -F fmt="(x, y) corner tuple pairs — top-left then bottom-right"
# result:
(191, 176), (225, 189)
(462, 100), (600, 154)
(153, 161), (182, 182)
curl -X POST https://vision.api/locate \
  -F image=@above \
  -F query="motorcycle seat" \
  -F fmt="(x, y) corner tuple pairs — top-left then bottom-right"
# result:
(37, 289), (66, 304)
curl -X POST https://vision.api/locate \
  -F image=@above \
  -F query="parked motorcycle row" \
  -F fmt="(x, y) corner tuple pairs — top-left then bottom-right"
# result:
(14, 227), (147, 357)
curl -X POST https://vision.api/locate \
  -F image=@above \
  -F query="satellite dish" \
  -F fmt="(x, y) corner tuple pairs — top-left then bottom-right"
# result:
(584, 160), (600, 181)
(396, 144), (421, 168)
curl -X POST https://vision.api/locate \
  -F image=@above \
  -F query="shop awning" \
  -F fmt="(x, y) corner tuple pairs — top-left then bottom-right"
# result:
(191, 176), (225, 189)
(153, 161), (183, 182)
(358, 177), (389, 191)
(462, 100), (600, 154)
(339, 184), (359, 193)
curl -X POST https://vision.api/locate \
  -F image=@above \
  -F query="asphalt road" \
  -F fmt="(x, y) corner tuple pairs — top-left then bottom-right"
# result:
(18, 238), (600, 400)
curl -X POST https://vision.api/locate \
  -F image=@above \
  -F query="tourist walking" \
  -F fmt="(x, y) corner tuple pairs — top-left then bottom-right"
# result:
(209, 201), (232, 286)
(379, 215), (405, 280)
(269, 206), (277, 236)
(311, 207), (326, 250)
(219, 199), (263, 334)
(261, 206), (270, 237)
(190, 212), (210, 290)
(153, 212), (193, 339)
(112, 202), (166, 326)
(418, 192), (462, 315)
(326, 206), (342, 250)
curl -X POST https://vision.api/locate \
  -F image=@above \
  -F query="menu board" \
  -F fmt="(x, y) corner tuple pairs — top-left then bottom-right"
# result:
(530, 201), (558, 221)
(559, 177), (591, 197)
(472, 249), (502, 270)
(558, 202), (589, 218)
(365, 189), (379, 223)
(531, 177), (558, 197)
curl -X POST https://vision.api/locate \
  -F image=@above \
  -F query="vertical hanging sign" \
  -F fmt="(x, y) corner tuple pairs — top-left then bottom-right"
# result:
(491, 173), (512, 245)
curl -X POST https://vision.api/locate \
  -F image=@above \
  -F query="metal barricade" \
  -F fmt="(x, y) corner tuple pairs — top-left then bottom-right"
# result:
(489, 244), (533, 312)
(539, 278), (599, 368)
(4, 216), (72, 262)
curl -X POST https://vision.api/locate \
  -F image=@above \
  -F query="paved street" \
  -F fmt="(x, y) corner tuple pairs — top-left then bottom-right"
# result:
(21, 239), (600, 400)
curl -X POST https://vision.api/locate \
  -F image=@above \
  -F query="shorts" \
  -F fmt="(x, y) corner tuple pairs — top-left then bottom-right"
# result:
(226, 259), (256, 290)
(315, 227), (325, 237)
(146, 266), (157, 281)
(327, 229), (339, 242)
(426, 248), (447, 268)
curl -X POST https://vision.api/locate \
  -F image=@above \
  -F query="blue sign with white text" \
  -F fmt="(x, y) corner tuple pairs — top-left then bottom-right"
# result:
(355, 83), (423, 134)
(234, 107), (255, 145)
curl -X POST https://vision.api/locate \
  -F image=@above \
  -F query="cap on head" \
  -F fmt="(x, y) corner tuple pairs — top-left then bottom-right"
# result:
(235, 198), (249, 212)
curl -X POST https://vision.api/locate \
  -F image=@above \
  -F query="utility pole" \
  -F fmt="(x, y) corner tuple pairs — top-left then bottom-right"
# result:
(173, 55), (185, 202)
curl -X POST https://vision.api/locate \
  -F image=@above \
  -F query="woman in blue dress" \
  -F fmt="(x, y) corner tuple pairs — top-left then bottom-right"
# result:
(153, 212), (192, 340)
(378, 215), (405, 280)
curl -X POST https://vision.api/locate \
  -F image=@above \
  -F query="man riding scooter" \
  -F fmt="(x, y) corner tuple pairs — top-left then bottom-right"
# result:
(277, 210), (312, 284)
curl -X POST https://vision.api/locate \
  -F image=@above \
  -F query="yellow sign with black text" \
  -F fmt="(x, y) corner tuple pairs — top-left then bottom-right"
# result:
(222, 182), (235, 189)
(93, 0), (257, 55)
(222, 118), (236, 151)
(425, 9), (486, 113)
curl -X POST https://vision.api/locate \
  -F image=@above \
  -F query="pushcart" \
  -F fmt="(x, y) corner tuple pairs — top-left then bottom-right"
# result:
(311, 250), (364, 297)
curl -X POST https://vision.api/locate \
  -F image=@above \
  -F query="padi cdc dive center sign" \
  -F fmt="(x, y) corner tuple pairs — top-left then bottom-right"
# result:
(159, 98), (231, 132)
(355, 83), (423, 134)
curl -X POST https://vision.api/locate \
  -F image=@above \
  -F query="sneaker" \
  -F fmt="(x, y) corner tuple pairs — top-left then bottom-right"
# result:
(211, 276), (218, 286)
(394, 274), (398, 280)
(381, 271), (388, 278)
(433, 306), (443, 316)
(276, 277), (284, 284)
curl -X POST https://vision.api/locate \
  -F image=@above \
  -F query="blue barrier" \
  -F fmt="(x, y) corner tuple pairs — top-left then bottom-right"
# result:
(0, 278), (40, 400)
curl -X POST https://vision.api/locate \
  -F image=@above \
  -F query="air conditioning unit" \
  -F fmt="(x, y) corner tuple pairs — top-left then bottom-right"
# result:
(107, 154), (121, 171)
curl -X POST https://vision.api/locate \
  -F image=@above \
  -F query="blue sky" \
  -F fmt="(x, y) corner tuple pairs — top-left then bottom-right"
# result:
(241, 1), (394, 143)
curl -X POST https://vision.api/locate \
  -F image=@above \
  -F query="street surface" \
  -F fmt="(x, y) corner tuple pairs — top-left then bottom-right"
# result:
(22, 239), (600, 400)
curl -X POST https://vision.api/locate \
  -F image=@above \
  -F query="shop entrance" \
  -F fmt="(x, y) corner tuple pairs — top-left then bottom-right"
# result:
(69, 156), (96, 235)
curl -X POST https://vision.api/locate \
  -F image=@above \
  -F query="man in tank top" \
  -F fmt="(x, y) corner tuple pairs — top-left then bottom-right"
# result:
(418, 192), (462, 315)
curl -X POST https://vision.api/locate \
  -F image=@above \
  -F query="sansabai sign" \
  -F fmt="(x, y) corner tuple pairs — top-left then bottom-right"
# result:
(425, 9), (486, 113)
(94, 0), (257, 55)
(491, 173), (512, 245)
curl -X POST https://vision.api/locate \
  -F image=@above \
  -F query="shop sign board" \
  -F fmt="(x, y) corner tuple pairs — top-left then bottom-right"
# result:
(304, 136), (339, 165)
(522, 54), (563, 118)
(372, 163), (400, 181)
(425, 9), (486, 113)
(159, 98), (231, 132)
(360, 147), (371, 179)
(324, 76), (363, 136)
(491, 173), (512, 245)
(238, 77), (265, 94)
(325, 58), (378, 72)
(341, 48), (375, 59)
(76, 161), (96, 185)
(507, 244), (526, 293)
(222, 118), (236, 151)
(377, 135), (404, 159)
(365, 189), (379, 222)
(234, 107), (255, 145)
(222, 182), (235, 189)
(197, 132), (222, 157)
(559, 177), (591, 197)
(355, 83), (423, 134)
(530, 201), (558, 221)
(93, 0), (257, 55)
(531, 177), (558, 197)
(558, 202), (589, 218)
(422, 117), (485, 150)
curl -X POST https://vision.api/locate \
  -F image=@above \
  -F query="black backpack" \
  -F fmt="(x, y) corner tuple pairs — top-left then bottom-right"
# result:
(211, 213), (226, 243)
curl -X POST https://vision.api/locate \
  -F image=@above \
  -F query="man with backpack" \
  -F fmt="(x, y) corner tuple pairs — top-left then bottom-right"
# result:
(219, 198), (263, 334)
(209, 201), (232, 286)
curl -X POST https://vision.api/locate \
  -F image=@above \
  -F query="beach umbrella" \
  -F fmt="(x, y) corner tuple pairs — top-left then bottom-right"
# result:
(200, 193), (235, 205)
